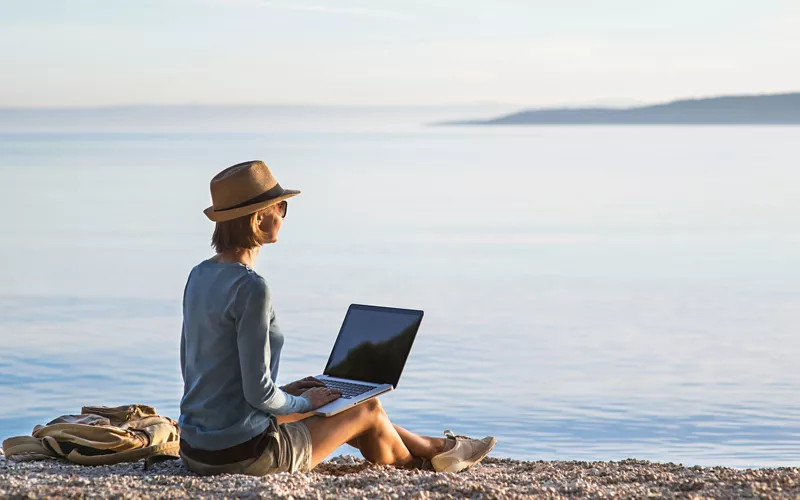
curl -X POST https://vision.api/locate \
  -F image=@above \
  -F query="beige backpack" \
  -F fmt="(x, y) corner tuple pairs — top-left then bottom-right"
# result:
(2, 404), (180, 468)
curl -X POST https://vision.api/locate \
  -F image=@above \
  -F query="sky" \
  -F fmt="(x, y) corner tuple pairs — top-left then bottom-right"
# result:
(1, 0), (799, 107)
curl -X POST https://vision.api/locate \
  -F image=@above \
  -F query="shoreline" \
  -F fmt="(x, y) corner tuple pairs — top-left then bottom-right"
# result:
(2, 452), (799, 498)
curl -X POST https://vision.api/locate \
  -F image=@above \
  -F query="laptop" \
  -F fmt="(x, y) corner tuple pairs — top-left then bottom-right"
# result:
(311, 304), (424, 417)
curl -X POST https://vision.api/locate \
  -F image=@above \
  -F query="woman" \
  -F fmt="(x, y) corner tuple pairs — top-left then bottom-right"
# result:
(179, 160), (496, 476)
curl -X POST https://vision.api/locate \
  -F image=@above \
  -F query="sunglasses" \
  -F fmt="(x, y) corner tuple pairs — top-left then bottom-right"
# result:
(278, 200), (288, 219)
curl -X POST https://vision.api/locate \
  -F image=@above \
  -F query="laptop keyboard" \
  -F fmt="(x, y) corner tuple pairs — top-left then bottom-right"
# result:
(323, 380), (375, 399)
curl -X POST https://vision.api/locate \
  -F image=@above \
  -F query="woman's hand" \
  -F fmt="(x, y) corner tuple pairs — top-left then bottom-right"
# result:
(282, 376), (325, 396)
(302, 387), (342, 410)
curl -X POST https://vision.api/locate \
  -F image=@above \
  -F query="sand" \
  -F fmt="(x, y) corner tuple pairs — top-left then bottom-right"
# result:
(1, 450), (799, 499)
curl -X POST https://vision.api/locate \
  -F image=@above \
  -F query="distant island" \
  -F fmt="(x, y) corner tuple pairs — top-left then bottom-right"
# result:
(442, 92), (800, 125)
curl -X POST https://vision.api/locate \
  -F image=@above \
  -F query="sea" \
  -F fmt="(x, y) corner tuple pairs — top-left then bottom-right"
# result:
(1, 108), (798, 467)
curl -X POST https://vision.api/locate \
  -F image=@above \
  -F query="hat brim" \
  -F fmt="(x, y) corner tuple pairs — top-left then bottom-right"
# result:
(204, 190), (300, 222)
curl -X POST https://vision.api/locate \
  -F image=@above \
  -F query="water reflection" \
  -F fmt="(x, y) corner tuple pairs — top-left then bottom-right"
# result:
(1, 128), (799, 467)
(1, 293), (799, 466)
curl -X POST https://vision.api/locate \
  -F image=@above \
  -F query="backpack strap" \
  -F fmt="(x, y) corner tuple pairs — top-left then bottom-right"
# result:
(2, 436), (57, 461)
(64, 440), (180, 466)
(2, 435), (180, 467)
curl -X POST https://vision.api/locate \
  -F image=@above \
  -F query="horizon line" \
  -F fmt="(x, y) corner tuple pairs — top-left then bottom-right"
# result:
(0, 101), (521, 112)
(1, 89), (798, 112)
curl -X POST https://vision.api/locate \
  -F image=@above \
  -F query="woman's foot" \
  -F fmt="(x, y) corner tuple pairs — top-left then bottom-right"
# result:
(430, 430), (497, 473)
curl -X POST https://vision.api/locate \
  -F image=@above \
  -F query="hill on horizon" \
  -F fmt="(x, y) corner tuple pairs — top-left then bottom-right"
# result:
(444, 92), (800, 125)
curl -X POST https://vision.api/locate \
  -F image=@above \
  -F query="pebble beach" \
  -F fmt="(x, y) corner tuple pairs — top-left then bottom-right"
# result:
(2, 449), (799, 499)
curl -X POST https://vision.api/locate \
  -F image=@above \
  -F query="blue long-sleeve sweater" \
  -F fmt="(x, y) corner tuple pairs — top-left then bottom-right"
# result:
(178, 259), (311, 451)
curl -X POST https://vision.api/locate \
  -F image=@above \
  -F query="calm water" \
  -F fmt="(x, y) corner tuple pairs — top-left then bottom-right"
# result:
(1, 125), (799, 467)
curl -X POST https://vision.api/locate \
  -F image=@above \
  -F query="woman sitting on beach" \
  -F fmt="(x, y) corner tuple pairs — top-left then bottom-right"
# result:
(178, 161), (497, 476)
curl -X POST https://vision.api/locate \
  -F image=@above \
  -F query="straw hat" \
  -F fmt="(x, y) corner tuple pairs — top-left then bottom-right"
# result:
(204, 161), (300, 222)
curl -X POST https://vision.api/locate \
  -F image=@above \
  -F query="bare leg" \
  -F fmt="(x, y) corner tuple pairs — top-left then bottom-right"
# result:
(275, 412), (313, 425)
(392, 425), (450, 459)
(346, 426), (447, 459)
(275, 407), (443, 458)
(302, 398), (415, 469)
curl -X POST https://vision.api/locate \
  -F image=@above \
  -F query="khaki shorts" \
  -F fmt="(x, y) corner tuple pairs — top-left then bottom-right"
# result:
(180, 420), (312, 476)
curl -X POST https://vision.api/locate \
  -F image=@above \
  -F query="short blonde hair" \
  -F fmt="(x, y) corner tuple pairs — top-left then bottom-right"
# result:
(211, 207), (270, 253)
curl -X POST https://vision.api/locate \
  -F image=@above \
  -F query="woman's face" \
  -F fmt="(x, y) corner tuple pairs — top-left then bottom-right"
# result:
(256, 202), (285, 244)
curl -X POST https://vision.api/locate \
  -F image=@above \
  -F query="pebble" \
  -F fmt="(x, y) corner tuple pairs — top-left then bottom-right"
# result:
(0, 454), (799, 498)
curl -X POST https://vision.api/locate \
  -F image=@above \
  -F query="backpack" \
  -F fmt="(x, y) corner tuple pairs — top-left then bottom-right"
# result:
(2, 404), (180, 469)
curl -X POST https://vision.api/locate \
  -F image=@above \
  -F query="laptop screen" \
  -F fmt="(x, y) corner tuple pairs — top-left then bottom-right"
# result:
(323, 304), (423, 387)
